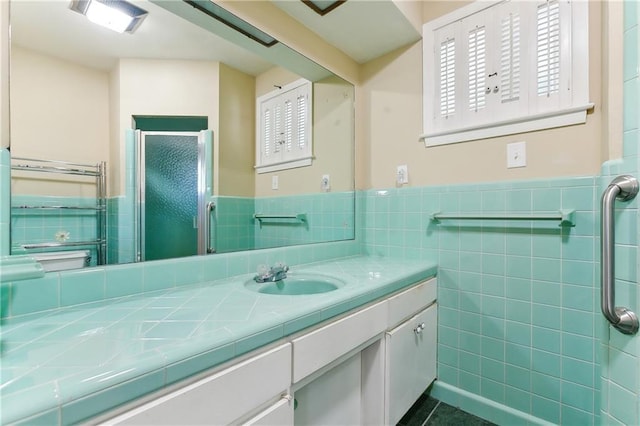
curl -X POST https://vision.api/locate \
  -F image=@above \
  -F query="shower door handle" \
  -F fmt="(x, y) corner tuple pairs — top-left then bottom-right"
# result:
(205, 201), (216, 254)
(601, 175), (639, 335)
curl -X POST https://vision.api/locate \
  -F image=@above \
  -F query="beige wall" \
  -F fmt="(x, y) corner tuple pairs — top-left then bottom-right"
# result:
(216, 0), (359, 85)
(254, 70), (354, 196)
(218, 63), (255, 197)
(256, 67), (301, 98)
(356, 0), (608, 190)
(113, 59), (219, 196)
(10, 46), (110, 196)
(0, 1), (8, 150)
(4, 1), (620, 197)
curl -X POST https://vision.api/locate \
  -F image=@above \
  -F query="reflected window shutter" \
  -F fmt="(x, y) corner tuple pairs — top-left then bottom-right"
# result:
(274, 104), (281, 153)
(468, 26), (486, 112)
(439, 38), (456, 118)
(297, 94), (306, 150)
(256, 79), (312, 171)
(263, 108), (271, 158)
(536, 0), (560, 97)
(500, 12), (521, 103)
(284, 99), (292, 152)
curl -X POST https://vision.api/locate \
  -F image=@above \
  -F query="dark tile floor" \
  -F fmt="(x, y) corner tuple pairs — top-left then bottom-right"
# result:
(397, 393), (496, 426)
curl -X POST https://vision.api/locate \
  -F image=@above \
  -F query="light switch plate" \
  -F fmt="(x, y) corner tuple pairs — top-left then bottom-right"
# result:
(271, 175), (279, 190)
(507, 141), (526, 168)
(321, 174), (331, 191)
(397, 165), (409, 184)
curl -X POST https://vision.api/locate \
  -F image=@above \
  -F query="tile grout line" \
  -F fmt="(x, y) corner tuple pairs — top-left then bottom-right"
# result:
(421, 400), (441, 426)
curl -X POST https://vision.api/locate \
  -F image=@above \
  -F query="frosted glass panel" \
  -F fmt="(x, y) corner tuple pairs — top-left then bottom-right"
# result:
(144, 135), (198, 261)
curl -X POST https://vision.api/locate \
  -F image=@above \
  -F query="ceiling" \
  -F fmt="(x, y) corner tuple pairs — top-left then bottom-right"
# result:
(9, 0), (422, 76)
(9, 0), (274, 75)
(271, 0), (421, 64)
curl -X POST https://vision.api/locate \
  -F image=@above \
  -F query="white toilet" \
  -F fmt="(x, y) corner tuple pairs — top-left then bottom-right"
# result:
(32, 250), (91, 272)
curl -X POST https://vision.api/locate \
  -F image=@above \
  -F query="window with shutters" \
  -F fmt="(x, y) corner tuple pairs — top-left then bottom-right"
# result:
(422, 0), (591, 146)
(256, 79), (313, 173)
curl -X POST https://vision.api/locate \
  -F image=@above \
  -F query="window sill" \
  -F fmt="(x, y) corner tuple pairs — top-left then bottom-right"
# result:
(420, 103), (594, 147)
(255, 156), (313, 174)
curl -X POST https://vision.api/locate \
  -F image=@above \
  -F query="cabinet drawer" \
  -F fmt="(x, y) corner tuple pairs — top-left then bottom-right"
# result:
(385, 304), (437, 425)
(106, 344), (291, 425)
(387, 277), (436, 329)
(292, 300), (387, 383)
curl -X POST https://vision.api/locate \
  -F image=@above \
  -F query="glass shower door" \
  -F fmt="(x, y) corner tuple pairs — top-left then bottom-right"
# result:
(139, 132), (204, 261)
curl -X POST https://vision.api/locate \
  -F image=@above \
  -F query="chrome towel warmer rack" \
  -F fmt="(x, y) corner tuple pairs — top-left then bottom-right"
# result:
(601, 175), (639, 335)
(10, 157), (107, 265)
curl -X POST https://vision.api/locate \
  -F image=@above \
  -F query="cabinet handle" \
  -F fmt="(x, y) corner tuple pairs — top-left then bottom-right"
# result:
(413, 323), (425, 334)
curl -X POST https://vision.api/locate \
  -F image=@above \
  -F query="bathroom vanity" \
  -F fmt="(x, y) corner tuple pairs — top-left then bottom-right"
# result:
(0, 256), (437, 425)
(100, 278), (437, 425)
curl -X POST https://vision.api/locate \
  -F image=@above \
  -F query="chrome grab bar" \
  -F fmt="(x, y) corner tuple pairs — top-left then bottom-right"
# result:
(601, 175), (639, 335)
(205, 201), (216, 254)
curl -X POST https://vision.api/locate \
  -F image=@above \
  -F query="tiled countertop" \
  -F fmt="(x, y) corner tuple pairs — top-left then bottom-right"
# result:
(0, 255), (437, 425)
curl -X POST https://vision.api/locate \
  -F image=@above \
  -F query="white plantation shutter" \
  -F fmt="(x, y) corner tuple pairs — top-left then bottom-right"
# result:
(297, 94), (306, 149)
(422, 0), (590, 146)
(263, 108), (271, 158)
(467, 26), (486, 112)
(500, 11), (521, 103)
(536, 0), (560, 97)
(256, 79), (313, 172)
(440, 38), (456, 118)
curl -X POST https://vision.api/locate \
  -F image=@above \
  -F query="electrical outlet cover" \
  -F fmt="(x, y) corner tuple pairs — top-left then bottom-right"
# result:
(507, 142), (526, 168)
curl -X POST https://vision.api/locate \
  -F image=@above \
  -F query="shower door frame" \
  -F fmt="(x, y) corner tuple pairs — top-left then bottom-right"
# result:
(135, 130), (207, 262)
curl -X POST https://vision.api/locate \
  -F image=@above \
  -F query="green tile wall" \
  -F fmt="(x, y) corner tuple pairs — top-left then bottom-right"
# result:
(253, 191), (355, 250)
(11, 195), (100, 267)
(361, 178), (601, 425)
(599, 1), (640, 425)
(212, 196), (255, 253)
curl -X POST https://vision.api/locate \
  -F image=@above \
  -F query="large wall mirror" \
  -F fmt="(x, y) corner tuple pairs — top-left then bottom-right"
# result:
(8, 0), (355, 268)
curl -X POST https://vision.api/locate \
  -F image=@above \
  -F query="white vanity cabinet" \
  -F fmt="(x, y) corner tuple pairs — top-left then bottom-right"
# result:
(385, 278), (438, 425)
(98, 277), (437, 426)
(243, 395), (294, 425)
(385, 304), (437, 425)
(102, 344), (292, 425)
(292, 277), (437, 426)
(291, 300), (388, 383)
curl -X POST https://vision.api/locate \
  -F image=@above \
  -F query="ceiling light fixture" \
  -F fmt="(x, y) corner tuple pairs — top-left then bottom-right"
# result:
(184, 0), (278, 48)
(69, 0), (148, 34)
(301, 0), (346, 16)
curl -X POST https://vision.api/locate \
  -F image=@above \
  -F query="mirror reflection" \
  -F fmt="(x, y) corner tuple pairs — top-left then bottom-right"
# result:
(8, 0), (355, 269)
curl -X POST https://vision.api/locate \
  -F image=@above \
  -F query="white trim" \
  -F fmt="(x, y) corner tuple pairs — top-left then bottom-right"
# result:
(255, 156), (313, 174)
(423, 1), (498, 34)
(421, 103), (593, 146)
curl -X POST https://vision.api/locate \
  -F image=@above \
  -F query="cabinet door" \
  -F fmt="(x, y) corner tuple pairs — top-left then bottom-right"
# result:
(385, 304), (437, 425)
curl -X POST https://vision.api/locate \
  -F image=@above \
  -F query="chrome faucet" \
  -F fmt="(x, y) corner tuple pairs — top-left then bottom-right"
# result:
(254, 263), (289, 283)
